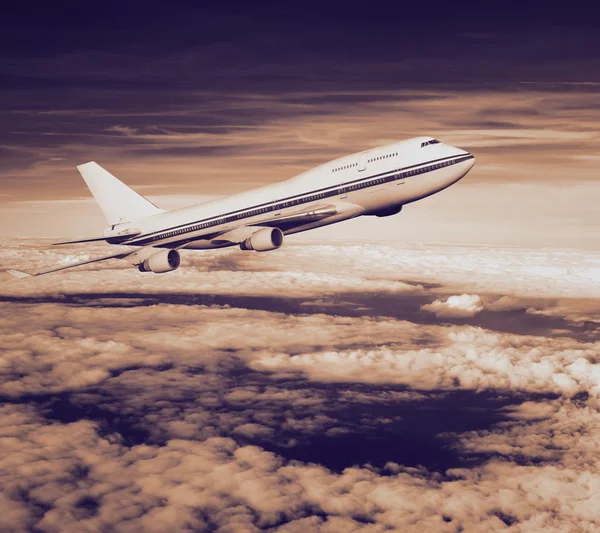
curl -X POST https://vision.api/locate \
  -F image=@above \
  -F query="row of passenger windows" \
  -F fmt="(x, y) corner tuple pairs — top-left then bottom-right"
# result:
(368, 152), (397, 163)
(148, 157), (462, 243)
(421, 139), (440, 147)
(333, 163), (357, 172)
(332, 151), (398, 172)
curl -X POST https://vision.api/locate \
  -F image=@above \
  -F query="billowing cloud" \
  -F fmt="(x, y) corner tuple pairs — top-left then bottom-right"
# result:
(2, 400), (599, 532)
(251, 326), (600, 398)
(421, 294), (484, 318)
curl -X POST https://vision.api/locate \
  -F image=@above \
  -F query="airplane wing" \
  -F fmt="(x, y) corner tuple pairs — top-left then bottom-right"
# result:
(256, 204), (338, 229)
(205, 204), (340, 246)
(7, 251), (131, 279)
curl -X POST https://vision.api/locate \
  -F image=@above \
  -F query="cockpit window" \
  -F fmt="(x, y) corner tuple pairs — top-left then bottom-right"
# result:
(420, 139), (440, 147)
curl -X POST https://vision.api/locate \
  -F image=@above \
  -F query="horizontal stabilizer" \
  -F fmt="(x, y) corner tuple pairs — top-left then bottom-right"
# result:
(7, 270), (33, 279)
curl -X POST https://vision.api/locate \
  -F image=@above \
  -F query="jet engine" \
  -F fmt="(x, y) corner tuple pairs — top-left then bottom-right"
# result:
(370, 205), (403, 217)
(240, 227), (284, 252)
(138, 249), (181, 273)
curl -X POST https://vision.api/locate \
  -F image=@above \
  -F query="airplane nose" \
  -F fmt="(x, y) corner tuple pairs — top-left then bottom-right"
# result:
(445, 152), (475, 188)
(466, 153), (475, 171)
(460, 153), (475, 176)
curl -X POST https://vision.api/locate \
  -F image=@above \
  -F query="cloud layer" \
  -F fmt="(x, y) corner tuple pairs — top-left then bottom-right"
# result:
(3, 240), (600, 298)
(1, 240), (599, 531)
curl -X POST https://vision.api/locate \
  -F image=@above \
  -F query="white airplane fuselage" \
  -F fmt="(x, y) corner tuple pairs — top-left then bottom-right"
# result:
(115, 136), (474, 251)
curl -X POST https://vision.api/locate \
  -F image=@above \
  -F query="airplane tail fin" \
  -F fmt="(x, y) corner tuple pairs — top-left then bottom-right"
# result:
(77, 162), (164, 226)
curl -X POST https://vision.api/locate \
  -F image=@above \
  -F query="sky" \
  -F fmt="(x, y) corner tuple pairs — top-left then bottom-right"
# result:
(1, 1), (599, 248)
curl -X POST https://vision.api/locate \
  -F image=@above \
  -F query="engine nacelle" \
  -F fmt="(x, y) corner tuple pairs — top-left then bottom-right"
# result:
(370, 205), (403, 217)
(240, 227), (284, 252)
(138, 250), (181, 273)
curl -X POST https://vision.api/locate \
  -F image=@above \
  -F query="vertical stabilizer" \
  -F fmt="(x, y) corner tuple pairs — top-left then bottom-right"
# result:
(77, 162), (163, 225)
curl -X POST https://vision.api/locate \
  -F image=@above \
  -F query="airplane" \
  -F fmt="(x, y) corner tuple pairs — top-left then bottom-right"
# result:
(8, 136), (475, 278)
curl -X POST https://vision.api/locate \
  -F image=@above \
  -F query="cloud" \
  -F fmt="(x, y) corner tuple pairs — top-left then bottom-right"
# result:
(3, 240), (600, 299)
(104, 125), (140, 136)
(58, 253), (91, 265)
(2, 400), (599, 532)
(1, 240), (600, 531)
(421, 294), (484, 318)
(251, 324), (600, 398)
(233, 423), (275, 439)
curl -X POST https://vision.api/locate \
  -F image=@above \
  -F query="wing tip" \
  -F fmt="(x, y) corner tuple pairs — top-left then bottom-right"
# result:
(7, 269), (33, 279)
